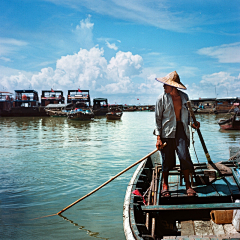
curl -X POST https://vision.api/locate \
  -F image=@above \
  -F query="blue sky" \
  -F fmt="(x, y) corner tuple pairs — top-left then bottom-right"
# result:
(0, 0), (240, 104)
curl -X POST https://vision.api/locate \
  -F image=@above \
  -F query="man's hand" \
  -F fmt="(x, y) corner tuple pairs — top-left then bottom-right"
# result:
(192, 121), (200, 129)
(156, 138), (163, 151)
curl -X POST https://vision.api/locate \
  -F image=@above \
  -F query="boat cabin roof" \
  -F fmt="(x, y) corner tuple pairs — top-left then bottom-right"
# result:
(0, 91), (13, 95)
(42, 90), (63, 94)
(68, 90), (90, 94)
(15, 90), (38, 94)
(216, 97), (239, 102)
(93, 98), (107, 102)
(93, 98), (108, 105)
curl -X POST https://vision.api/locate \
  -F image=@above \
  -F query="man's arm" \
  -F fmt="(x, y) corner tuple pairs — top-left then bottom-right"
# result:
(154, 96), (163, 136)
(154, 96), (164, 150)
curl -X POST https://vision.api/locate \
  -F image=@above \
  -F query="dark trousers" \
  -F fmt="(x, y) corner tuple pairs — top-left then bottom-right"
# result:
(161, 121), (194, 172)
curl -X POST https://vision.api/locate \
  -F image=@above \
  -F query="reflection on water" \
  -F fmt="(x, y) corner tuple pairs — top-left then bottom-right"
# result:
(59, 214), (109, 240)
(0, 112), (239, 240)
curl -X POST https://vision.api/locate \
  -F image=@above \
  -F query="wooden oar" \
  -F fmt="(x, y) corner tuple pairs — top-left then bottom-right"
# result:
(187, 101), (222, 176)
(33, 147), (165, 220)
(57, 147), (166, 215)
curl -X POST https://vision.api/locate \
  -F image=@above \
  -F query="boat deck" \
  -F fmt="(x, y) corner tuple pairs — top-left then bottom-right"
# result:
(160, 165), (240, 202)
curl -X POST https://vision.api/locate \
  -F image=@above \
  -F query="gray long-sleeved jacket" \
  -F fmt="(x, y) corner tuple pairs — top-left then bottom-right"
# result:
(153, 90), (191, 145)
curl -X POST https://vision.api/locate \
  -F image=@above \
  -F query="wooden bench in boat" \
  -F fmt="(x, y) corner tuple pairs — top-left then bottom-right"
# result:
(141, 202), (240, 211)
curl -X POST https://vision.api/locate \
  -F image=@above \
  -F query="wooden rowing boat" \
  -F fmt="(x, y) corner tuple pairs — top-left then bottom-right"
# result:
(106, 111), (123, 120)
(218, 112), (240, 130)
(67, 108), (94, 121)
(106, 106), (123, 120)
(123, 147), (240, 239)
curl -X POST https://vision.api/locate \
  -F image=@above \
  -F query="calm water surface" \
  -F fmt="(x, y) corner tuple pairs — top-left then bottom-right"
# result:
(1, 112), (240, 239)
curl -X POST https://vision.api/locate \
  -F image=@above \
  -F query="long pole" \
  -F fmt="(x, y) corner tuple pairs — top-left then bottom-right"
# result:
(57, 147), (163, 215)
(187, 101), (213, 164)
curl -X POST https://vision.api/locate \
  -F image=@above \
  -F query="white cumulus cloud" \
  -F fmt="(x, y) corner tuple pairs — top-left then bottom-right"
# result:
(0, 46), (143, 96)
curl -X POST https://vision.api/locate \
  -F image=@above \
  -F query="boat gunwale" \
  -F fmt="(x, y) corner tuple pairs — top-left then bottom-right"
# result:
(123, 159), (147, 240)
(124, 151), (160, 240)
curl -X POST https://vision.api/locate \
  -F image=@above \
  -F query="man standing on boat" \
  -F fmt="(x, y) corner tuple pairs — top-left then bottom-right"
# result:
(153, 71), (200, 197)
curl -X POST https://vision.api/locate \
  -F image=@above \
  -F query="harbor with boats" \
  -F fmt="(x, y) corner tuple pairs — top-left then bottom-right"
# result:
(1, 89), (239, 118)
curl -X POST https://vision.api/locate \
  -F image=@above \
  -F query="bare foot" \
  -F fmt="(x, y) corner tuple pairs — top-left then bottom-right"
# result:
(186, 187), (196, 197)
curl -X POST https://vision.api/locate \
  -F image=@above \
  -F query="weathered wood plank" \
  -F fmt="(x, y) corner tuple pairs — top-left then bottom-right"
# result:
(194, 220), (214, 236)
(223, 223), (238, 235)
(142, 202), (240, 211)
(181, 220), (195, 236)
(210, 220), (225, 235)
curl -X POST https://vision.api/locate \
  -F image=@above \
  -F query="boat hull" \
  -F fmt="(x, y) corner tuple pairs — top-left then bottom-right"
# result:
(219, 123), (240, 130)
(0, 107), (48, 117)
(106, 112), (122, 120)
(45, 109), (68, 117)
(218, 115), (240, 130)
(68, 110), (94, 121)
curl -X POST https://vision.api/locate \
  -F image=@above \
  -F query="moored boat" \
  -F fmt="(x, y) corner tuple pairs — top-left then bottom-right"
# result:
(106, 105), (123, 120)
(123, 147), (240, 239)
(67, 108), (94, 121)
(106, 111), (123, 120)
(0, 90), (47, 117)
(66, 89), (94, 120)
(218, 112), (240, 130)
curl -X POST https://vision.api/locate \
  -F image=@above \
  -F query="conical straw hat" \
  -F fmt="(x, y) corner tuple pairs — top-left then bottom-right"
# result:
(155, 71), (187, 90)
